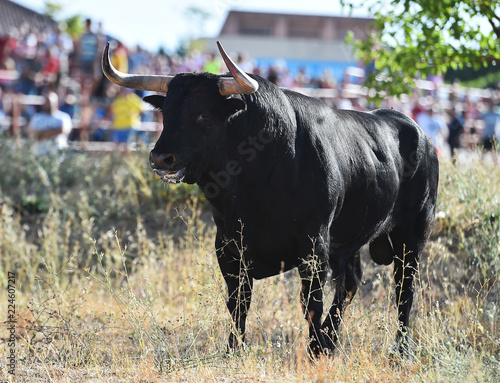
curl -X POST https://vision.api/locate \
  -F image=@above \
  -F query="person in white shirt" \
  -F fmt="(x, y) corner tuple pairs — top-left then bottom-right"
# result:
(28, 91), (72, 147)
(480, 99), (500, 164)
(416, 104), (447, 155)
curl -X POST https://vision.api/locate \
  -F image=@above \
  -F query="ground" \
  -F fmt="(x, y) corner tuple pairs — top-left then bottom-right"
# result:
(0, 142), (498, 382)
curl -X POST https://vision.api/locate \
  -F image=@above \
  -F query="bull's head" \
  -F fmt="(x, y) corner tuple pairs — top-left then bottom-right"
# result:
(102, 42), (259, 185)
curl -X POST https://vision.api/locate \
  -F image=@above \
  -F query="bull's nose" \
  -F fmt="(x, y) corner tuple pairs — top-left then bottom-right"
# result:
(150, 152), (177, 170)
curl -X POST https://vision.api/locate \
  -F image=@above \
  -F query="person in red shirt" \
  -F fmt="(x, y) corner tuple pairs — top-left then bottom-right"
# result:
(41, 46), (60, 88)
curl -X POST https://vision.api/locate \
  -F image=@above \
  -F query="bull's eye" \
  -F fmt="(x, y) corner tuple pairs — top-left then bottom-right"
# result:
(197, 112), (212, 122)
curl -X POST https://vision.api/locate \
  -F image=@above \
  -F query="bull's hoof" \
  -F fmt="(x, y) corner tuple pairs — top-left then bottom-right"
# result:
(389, 328), (414, 362)
(320, 325), (338, 351)
(307, 336), (333, 359)
(227, 332), (246, 353)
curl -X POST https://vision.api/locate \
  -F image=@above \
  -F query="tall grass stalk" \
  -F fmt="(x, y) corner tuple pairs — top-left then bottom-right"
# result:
(0, 140), (498, 381)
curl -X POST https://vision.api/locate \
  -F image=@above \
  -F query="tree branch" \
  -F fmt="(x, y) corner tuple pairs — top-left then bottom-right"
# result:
(479, 3), (500, 40)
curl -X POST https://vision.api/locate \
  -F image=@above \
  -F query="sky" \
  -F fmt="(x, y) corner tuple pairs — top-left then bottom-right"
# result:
(12, 0), (370, 52)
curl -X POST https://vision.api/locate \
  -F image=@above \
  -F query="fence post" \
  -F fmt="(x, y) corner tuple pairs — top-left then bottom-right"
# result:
(10, 93), (20, 138)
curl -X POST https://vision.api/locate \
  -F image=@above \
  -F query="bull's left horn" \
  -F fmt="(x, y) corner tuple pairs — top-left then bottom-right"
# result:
(102, 42), (173, 92)
(217, 41), (259, 95)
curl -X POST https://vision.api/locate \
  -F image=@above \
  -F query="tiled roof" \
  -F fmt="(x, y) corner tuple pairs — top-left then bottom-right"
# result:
(0, 0), (57, 35)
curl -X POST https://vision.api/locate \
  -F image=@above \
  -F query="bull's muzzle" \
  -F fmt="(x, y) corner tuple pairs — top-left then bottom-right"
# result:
(150, 151), (186, 184)
(150, 151), (176, 170)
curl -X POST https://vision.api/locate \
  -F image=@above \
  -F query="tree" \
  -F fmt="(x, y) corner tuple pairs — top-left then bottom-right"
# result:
(342, 0), (500, 97)
(43, 0), (84, 38)
(183, 6), (213, 40)
(43, 1), (62, 19)
(64, 15), (84, 39)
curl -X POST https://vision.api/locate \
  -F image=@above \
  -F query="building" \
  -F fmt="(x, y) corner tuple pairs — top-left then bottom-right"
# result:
(201, 10), (373, 82)
(0, 0), (57, 35)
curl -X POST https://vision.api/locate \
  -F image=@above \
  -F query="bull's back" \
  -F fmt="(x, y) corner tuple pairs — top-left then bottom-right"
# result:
(320, 108), (436, 250)
(370, 108), (432, 181)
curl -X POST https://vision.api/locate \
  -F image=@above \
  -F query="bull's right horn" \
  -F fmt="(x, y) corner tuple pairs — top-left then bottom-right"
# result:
(217, 41), (259, 95)
(102, 42), (173, 93)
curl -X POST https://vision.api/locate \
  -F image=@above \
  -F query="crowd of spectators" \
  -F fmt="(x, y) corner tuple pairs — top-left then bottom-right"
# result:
(0, 19), (499, 160)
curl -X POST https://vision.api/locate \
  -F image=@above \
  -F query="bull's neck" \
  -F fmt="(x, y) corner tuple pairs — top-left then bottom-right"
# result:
(197, 147), (238, 213)
(197, 102), (294, 212)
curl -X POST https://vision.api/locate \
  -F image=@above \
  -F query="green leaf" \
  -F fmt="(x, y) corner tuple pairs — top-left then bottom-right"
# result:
(343, 0), (499, 96)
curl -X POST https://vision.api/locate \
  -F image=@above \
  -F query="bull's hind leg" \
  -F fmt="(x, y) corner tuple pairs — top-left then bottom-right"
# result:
(390, 210), (433, 354)
(322, 250), (362, 351)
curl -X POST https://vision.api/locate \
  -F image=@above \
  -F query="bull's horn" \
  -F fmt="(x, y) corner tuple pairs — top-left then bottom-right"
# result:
(102, 42), (173, 93)
(217, 41), (259, 95)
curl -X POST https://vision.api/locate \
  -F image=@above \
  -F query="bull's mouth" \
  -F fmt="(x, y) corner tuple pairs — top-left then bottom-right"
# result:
(153, 168), (186, 184)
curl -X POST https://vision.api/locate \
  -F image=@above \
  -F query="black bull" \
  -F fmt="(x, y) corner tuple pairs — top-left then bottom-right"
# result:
(104, 44), (439, 356)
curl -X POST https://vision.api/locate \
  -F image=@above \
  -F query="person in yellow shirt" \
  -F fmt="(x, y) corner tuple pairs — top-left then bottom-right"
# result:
(203, 52), (221, 74)
(110, 87), (143, 151)
(111, 40), (128, 73)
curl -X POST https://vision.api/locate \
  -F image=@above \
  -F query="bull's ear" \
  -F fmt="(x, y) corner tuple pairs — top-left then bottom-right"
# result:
(223, 97), (246, 117)
(143, 95), (165, 110)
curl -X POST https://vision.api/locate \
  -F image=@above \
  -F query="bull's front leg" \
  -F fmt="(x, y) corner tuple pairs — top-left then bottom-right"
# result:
(216, 242), (253, 350)
(224, 267), (253, 349)
(298, 253), (329, 357)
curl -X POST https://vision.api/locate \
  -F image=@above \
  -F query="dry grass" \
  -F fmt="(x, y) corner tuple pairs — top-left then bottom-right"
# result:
(0, 139), (498, 382)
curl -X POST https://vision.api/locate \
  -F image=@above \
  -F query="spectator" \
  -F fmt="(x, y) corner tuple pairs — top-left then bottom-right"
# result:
(0, 86), (5, 124)
(410, 97), (424, 121)
(41, 45), (60, 89)
(183, 50), (203, 72)
(0, 28), (17, 72)
(111, 40), (128, 73)
(59, 90), (77, 119)
(267, 66), (279, 85)
(236, 52), (254, 73)
(203, 52), (221, 74)
(15, 23), (37, 61)
(110, 87), (143, 153)
(417, 104), (447, 154)
(1, 15), (500, 162)
(446, 106), (465, 157)
(27, 91), (72, 146)
(278, 68), (294, 88)
(294, 67), (310, 87)
(45, 22), (74, 79)
(480, 99), (500, 163)
(77, 19), (100, 98)
(15, 43), (45, 95)
(320, 68), (336, 89)
(128, 44), (150, 73)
